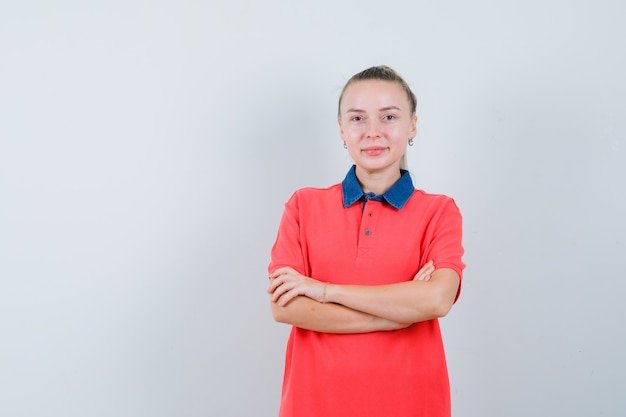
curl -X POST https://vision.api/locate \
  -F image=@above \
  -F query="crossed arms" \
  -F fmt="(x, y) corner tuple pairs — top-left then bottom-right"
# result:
(268, 262), (460, 334)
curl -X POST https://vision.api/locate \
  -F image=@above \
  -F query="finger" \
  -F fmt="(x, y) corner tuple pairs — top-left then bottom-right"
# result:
(422, 261), (435, 272)
(270, 280), (286, 302)
(271, 286), (285, 303)
(414, 268), (429, 280)
(276, 285), (300, 306)
(271, 280), (298, 303)
(419, 261), (435, 281)
(421, 268), (435, 281)
(267, 277), (282, 294)
(269, 266), (296, 279)
(414, 261), (435, 281)
(416, 274), (430, 281)
(419, 273), (432, 282)
(268, 270), (298, 293)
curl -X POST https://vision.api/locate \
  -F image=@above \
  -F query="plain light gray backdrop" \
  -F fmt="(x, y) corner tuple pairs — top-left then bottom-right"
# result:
(1, 1), (625, 416)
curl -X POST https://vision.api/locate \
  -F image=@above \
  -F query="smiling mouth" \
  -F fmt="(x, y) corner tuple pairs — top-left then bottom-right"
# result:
(362, 147), (387, 156)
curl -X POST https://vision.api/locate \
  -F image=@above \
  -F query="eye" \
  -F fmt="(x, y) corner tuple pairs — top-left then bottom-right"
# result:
(351, 116), (363, 122)
(384, 114), (396, 121)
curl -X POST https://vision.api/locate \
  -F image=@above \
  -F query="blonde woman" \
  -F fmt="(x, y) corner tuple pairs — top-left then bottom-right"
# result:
(268, 65), (465, 417)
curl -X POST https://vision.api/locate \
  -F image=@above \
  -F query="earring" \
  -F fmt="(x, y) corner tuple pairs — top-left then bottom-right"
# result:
(408, 138), (414, 146)
(343, 142), (347, 149)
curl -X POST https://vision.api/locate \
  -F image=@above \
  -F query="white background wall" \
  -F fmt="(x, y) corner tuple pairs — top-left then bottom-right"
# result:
(1, 1), (625, 416)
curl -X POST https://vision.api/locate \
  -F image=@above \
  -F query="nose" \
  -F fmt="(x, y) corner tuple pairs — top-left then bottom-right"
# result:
(365, 120), (382, 138)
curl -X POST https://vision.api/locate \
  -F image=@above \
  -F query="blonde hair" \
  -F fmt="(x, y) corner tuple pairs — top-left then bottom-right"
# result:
(338, 65), (417, 119)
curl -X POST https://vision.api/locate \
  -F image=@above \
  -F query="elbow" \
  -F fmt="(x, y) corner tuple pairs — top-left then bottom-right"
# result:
(429, 291), (455, 318)
(424, 273), (459, 319)
(432, 301), (453, 318)
(406, 298), (452, 323)
(271, 301), (291, 324)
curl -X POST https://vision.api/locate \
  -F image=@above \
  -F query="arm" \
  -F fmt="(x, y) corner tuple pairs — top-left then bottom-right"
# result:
(268, 262), (440, 328)
(270, 296), (409, 334)
(325, 268), (460, 324)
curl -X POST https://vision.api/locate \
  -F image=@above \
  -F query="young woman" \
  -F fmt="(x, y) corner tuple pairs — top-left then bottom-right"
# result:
(267, 65), (465, 417)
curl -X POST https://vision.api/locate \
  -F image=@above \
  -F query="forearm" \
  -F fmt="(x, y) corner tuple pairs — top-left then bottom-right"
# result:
(270, 295), (407, 334)
(326, 269), (460, 324)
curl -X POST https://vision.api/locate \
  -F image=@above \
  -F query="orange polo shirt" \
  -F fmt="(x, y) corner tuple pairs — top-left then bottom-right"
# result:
(269, 166), (465, 417)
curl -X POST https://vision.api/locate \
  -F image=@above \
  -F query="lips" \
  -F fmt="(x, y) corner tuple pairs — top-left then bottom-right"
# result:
(362, 146), (388, 156)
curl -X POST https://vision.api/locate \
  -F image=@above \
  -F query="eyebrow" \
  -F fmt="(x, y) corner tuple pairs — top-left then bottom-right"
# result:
(345, 106), (402, 113)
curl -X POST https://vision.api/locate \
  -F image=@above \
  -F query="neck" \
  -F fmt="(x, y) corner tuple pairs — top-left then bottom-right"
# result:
(355, 165), (401, 195)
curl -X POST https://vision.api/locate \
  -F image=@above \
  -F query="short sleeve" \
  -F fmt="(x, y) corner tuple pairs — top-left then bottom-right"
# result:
(422, 197), (465, 301)
(268, 191), (308, 276)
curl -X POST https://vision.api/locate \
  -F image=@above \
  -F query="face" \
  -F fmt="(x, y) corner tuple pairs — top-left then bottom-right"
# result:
(338, 80), (417, 176)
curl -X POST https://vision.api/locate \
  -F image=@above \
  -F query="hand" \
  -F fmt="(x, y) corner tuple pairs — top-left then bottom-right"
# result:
(268, 267), (326, 307)
(413, 260), (435, 281)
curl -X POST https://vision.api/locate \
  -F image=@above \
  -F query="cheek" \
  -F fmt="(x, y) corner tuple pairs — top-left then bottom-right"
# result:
(342, 128), (361, 142)
(392, 125), (412, 140)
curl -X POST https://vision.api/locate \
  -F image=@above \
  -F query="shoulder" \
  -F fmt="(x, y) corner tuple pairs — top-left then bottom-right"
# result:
(287, 183), (342, 205)
(408, 189), (462, 214)
(411, 189), (457, 205)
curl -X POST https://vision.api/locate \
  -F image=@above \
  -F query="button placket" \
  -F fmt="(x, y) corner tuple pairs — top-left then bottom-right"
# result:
(356, 200), (381, 262)
(360, 201), (379, 238)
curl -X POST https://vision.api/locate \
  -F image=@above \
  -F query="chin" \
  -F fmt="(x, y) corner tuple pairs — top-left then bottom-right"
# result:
(356, 161), (399, 173)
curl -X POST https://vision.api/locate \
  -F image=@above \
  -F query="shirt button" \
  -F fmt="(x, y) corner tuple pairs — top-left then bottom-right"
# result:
(365, 229), (371, 235)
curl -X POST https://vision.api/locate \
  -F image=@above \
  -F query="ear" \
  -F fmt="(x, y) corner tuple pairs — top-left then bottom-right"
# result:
(338, 119), (345, 141)
(410, 115), (418, 138)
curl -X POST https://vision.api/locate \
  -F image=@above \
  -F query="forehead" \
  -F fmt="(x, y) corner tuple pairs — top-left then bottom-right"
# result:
(341, 80), (409, 110)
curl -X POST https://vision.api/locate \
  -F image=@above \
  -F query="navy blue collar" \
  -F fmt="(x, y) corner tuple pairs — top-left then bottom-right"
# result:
(341, 165), (414, 210)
